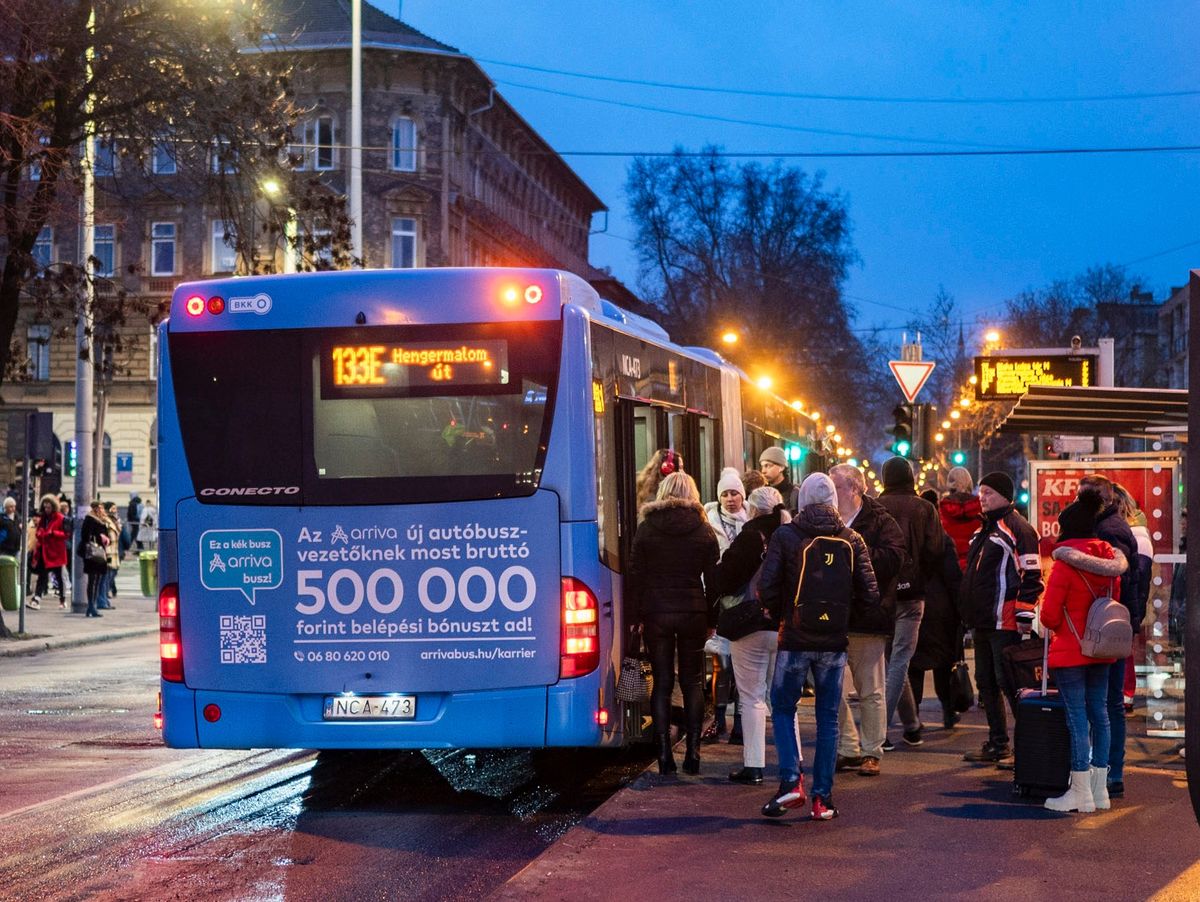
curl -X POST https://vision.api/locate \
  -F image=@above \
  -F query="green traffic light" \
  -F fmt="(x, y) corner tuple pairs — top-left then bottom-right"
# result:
(1018, 491), (1030, 504)
(950, 450), (967, 466)
(895, 439), (911, 457)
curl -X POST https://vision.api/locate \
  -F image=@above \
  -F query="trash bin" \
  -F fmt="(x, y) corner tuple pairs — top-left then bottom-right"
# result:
(139, 550), (158, 598)
(0, 555), (18, 612)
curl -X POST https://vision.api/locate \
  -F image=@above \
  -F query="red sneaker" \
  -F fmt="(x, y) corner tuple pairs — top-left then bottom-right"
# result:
(761, 775), (806, 817)
(810, 795), (839, 821)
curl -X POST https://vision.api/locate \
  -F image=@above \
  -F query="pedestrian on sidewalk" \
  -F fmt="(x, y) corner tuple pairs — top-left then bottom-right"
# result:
(31, 495), (67, 610)
(1040, 492), (1127, 813)
(630, 470), (719, 776)
(708, 485), (790, 786)
(80, 501), (111, 618)
(758, 473), (880, 821)
(100, 502), (123, 609)
(899, 490), (965, 731)
(0, 497), (21, 557)
(959, 472), (1043, 766)
(940, 467), (982, 571)
(877, 457), (944, 750)
(702, 468), (749, 743)
(829, 463), (905, 778)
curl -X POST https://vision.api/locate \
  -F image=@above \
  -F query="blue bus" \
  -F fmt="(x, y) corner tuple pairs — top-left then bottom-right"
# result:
(155, 268), (825, 749)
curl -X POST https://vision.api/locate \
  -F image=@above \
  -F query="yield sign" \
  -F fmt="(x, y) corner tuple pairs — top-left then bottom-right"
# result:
(889, 360), (936, 403)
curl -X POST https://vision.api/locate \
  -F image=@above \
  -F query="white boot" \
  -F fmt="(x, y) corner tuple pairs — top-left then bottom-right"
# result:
(1089, 766), (1111, 810)
(1044, 771), (1096, 813)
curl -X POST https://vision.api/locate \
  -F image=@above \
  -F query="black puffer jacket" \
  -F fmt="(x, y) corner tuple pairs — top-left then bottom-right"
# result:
(630, 497), (720, 624)
(846, 495), (906, 635)
(758, 503), (880, 652)
(708, 509), (787, 630)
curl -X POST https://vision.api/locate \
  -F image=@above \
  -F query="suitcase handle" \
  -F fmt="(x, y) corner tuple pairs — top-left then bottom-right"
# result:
(1040, 628), (1050, 697)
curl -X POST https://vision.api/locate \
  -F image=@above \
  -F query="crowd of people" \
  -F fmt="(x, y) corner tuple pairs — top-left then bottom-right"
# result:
(628, 448), (1153, 822)
(0, 490), (157, 617)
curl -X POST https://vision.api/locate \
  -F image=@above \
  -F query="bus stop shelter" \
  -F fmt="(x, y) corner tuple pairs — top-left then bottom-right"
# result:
(998, 384), (1188, 441)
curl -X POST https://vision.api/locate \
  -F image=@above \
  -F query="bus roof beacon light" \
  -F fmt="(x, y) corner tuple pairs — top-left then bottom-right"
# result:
(185, 296), (205, 316)
(501, 286), (520, 305)
(206, 296), (225, 315)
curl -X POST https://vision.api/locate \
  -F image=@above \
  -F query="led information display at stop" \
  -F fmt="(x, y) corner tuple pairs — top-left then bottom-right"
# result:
(973, 353), (1097, 400)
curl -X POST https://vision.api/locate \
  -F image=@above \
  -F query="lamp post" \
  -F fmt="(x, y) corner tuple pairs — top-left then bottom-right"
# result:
(348, 0), (363, 267)
(72, 5), (97, 613)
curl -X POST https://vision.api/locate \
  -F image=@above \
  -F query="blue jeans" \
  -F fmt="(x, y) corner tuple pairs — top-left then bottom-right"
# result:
(770, 649), (846, 800)
(1052, 663), (1110, 772)
(886, 601), (924, 728)
(1107, 658), (1127, 782)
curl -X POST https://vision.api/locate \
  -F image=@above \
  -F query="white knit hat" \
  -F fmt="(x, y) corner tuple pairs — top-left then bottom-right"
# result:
(716, 467), (745, 498)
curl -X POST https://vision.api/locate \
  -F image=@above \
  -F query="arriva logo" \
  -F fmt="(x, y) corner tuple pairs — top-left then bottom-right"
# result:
(228, 292), (273, 315)
(200, 486), (300, 497)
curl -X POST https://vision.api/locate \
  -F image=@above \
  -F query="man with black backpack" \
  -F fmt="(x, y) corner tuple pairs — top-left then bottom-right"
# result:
(757, 473), (881, 821)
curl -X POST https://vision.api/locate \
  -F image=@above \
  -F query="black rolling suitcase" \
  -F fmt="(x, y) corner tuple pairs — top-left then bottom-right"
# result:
(1012, 632), (1071, 798)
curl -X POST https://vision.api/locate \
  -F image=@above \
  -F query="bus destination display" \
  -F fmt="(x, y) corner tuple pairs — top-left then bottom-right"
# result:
(325, 340), (509, 393)
(973, 353), (1096, 400)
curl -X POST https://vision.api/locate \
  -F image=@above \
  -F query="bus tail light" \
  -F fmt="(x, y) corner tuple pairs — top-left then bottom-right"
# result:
(154, 692), (163, 730)
(159, 583), (184, 683)
(560, 577), (599, 678)
(185, 296), (205, 316)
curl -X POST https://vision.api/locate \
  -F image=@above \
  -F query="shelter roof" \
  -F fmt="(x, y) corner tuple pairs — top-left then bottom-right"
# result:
(999, 385), (1188, 440)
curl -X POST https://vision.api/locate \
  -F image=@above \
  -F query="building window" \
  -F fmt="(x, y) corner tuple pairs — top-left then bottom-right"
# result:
(32, 226), (53, 269)
(152, 137), (177, 175)
(390, 117), (417, 171)
(93, 224), (115, 277)
(151, 222), (176, 276)
(149, 326), (159, 382)
(28, 136), (49, 181)
(390, 217), (417, 268)
(308, 227), (333, 269)
(27, 324), (51, 381)
(211, 220), (238, 273)
(94, 137), (118, 176)
(100, 432), (112, 487)
(149, 418), (158, 488)
(303, 116), (336, 171)
(211, 139), (237, 174)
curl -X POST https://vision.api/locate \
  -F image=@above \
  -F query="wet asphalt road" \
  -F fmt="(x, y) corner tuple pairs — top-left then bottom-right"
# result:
(0, 635), (652, 901)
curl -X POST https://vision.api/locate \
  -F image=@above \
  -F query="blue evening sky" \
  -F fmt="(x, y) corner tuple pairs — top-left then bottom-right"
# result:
(401, 1), (1199, 346)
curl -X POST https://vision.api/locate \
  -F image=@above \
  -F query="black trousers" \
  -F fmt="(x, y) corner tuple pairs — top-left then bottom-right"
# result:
(908, 664), (954, 711)
(973, 628), (1022, 747)
(34, 565), (65, 600)
(643, 611), (707, 739)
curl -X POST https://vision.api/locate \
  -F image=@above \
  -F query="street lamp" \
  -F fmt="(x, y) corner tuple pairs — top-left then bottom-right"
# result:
(756, 375), (772, 391)
(985, 329), (1001, 344)
(721, 330), (739, 346)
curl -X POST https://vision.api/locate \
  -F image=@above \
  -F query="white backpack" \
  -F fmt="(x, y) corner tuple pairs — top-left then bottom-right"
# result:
(1064, 572), (1133, 660)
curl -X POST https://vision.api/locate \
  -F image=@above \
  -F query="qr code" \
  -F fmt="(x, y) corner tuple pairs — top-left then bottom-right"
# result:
(219, 614), (267, 664)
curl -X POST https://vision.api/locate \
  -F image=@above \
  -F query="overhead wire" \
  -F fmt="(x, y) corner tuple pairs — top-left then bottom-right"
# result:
(478, 57), (1200, 106)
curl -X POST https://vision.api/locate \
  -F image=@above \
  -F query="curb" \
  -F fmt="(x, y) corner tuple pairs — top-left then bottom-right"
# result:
(0, 626), (157, 658)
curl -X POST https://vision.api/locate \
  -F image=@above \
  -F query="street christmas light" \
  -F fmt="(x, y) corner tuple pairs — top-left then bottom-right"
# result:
(810, 410), (821, 421)
(935, 432), (945, 442)
(968, 374), (978, 385)
(959, 397), (971, 408)
(941, 419), (951, 429)
(261, 178), (282, 196)
(791, 400), (804, 411)
(950, 409), (961, 420)
(825, 424), (836, 434)
(833, 433), (842, 443)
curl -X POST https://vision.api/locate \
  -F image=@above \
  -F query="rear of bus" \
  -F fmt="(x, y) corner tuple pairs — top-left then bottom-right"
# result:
(156, 269), (613, 749)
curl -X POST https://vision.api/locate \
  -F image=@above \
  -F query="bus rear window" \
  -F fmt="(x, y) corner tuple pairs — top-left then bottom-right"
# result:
(169, 322), (561, 505)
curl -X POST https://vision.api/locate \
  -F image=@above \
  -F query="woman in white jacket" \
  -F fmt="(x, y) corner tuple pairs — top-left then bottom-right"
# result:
(705, 468), (748, 553)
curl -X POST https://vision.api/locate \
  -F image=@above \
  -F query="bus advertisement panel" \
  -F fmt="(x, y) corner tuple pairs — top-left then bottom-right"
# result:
(176, 494), (561, 695)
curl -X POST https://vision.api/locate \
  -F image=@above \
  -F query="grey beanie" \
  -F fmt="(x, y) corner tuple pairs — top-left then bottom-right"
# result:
(797, 473), (838, 510)
(759, 446), (788, 468)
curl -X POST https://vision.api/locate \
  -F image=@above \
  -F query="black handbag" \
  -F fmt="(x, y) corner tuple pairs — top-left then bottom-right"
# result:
(716, 532), (771, 641)
(81, 540), (107, 569)
(949, 658), (975, 713)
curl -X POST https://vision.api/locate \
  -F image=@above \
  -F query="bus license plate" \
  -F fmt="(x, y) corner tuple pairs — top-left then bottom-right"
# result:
(323, 695), (417, 720)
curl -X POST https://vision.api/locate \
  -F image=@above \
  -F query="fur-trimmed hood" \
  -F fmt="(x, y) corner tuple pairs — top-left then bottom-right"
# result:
(638, 496), (708, 534)
(1051, 540), (1128, 577)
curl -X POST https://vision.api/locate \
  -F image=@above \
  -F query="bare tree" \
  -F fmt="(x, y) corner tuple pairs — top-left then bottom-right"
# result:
(0, 0), (351, 389)
(626, 146), (884, 440)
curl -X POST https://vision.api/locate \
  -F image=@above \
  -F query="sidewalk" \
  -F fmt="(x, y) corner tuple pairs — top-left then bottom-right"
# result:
(496, 699), (1199, 902)
(0, 568), (157, 657)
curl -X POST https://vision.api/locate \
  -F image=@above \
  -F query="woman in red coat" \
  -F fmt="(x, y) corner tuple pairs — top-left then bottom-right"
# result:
(1040, 492), (1127, 814)
(939, 467), (981, 571)
(32, 494), (68, 609)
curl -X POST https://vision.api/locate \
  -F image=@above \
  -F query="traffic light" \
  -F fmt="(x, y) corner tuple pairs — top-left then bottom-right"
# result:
(65, 440), (78, 478)
(886, 403), (913, 457)
(950, 449), (967, 467)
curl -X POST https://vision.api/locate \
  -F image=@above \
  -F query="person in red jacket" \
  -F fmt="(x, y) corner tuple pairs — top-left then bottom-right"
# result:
(1040, 492), (1128, 814)
(940, 466), (982, 571)
(31, 494), (68, 609)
